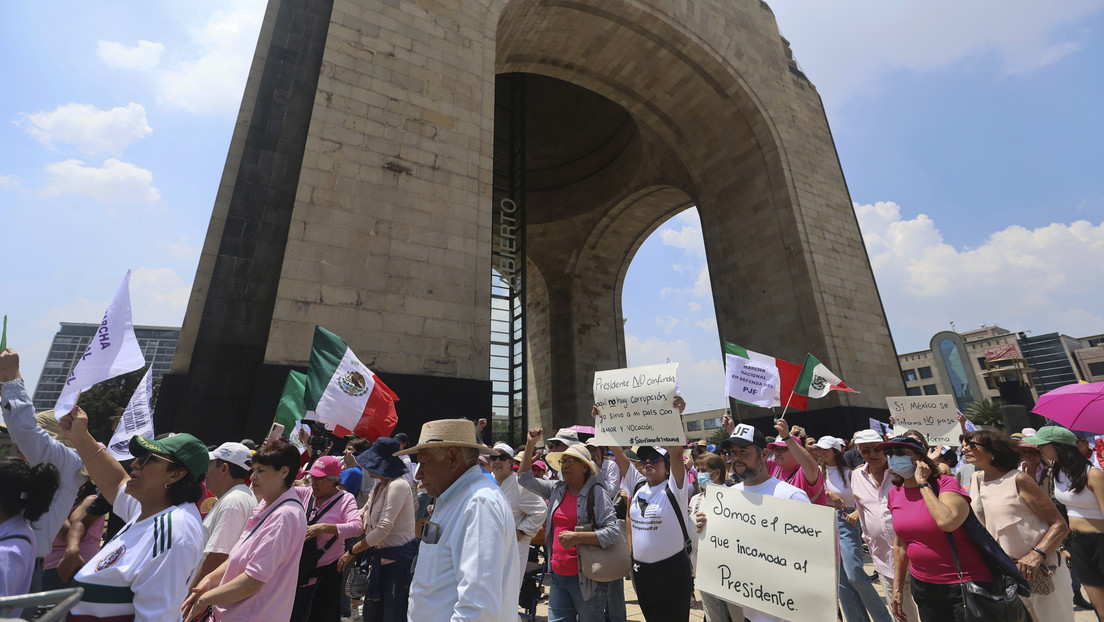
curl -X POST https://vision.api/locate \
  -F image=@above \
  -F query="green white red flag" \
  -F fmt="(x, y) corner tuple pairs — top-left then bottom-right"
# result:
(793, 354), (857, 398)
(304, 326), (398, 441)
(723, 342), (807, 410)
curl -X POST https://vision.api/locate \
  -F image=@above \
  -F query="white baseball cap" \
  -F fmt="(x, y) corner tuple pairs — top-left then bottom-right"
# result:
(814, 436), (843, 451)
(209, 442), (253, 470)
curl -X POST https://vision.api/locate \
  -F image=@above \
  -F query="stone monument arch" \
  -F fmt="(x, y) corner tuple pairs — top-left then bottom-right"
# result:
(157, 0), (902, 443)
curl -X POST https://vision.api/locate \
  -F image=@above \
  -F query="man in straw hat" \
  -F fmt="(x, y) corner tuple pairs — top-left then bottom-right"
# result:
(396, 418), (520, 621)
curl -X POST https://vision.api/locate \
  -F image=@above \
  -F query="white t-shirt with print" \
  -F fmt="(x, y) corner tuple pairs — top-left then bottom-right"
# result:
(621, 466), (689, 563)
(202, 483), (257, 555)
(70, 485), (204, 621)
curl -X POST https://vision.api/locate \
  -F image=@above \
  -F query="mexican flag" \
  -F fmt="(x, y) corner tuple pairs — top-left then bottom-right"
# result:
(304, 326), (398, 441)
(793, 354), (857, 398)
(275, 370), (307, 432)
(723, 342), (807, 410)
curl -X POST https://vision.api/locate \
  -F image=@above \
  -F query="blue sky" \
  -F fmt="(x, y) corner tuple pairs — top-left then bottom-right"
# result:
(2, 1), (1102, 414)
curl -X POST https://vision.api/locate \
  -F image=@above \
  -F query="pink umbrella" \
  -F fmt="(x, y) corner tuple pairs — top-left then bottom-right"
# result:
(568, 424), (595, 435)
(1032, 382), (1104, 434)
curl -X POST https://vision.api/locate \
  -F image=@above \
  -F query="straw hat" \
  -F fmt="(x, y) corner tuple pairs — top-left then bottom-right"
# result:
(544, 444), (598, 477)
(394, 418), (496, 456)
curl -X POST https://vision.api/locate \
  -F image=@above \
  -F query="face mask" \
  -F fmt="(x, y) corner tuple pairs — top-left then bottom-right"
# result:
(700, 477), (710, 489)
(888, 455), (916, 478)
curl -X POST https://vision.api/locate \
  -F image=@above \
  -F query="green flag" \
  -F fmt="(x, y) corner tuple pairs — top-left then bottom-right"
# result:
(0, 315), (6, 350)
(274, 370), (307, 432)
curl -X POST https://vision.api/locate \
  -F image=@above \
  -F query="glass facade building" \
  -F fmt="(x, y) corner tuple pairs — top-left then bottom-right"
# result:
(32, 323), (180, 411)
(1017, 332), (1079, 394)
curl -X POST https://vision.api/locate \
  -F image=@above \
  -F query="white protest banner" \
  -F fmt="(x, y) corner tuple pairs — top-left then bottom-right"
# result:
(868, 417), (893, 438)
(54, 271), (146, 417)
(724, 353), (779, 408)
(697, 486), (837, 622)
(593, 363), (685, 446)
(107, 367), (155, 460)
(885, 395), (960, 445)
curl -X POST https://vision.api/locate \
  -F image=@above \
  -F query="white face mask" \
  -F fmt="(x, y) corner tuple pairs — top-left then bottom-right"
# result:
(888, 455), (916, 478)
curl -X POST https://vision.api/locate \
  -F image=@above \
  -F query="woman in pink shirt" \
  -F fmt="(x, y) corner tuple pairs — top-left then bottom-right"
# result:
(183, 441), (307, 622)
(881, 435), (992, 622)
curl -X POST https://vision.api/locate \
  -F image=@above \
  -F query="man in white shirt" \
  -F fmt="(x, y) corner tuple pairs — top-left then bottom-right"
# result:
(190, 441), (257, 589)
(399, 419), (519, 621)
(850, 429), (919, 622)
(698, 423), (811, 622)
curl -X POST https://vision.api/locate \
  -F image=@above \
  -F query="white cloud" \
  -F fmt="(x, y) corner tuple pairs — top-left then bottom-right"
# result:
(855, 200), (1104, 352)
(130, 267), (192, 325)
(156, 2), (265, 116)
(20, 103), (152, 156)
(688, 302), (701, 312)
(656, 316), (680, 333)
(626, 335), (727, 411)
(97, 40), (165, 70)
(0, 175), (19, 187)
(660, 224), (706, 256)
(690, 265), (712, 298)
(771, 1), (1104, 106)
(162, 236), (201, 261)
(42, 159), (160, 204)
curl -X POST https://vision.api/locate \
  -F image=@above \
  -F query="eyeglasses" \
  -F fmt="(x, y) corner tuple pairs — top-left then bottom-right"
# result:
(640, 456), (663, 465)
(857, 447), (879, 455)
(134, 452), (176, 468)
(489, 454), (512, 462)
(548, 441), (567, 449)
(883, 449), (914, 457)
(964, 441), (985, 451)
(560, 457), (579, 467)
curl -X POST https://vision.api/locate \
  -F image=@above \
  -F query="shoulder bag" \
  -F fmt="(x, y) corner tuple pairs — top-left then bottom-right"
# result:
(298, 494), (344, 586)
(576, 484), (632, 582)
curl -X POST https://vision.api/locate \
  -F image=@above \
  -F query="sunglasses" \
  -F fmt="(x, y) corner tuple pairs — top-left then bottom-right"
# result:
(883, 449), (915, 457)
(858, 447), (880, 455)
(488, 454), (512, 462)
(719, 450), (733, 456)
(134, 452), (176, 468)
(640, 456), (664, 465)
(964, 441), (985, 451)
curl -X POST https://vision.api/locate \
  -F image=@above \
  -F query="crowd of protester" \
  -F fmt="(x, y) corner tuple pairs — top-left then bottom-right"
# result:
(3, 346), (1104, 622)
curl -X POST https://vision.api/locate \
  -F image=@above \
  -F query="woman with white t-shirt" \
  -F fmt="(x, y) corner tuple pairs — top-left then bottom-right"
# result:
(814, 436), (893, 622)
(59, 408), (207, 622)
(604, 396), (691, 622)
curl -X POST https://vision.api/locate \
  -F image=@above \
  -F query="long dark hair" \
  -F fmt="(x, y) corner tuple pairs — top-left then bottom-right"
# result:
(1051, 443), (1092, 494)
(820, 448), (850, 489)
(0, 457), (60, 525)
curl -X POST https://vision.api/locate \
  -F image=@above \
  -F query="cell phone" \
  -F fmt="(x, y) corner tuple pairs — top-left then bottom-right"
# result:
(267, 422), (284, 443)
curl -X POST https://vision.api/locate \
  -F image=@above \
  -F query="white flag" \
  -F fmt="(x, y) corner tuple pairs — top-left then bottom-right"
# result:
(107, 367), (155, 460)
(725, 353), (780, 408)
(54, 271), (147, 417)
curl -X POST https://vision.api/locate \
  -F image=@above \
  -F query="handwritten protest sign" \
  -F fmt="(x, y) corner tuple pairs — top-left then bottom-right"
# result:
(697, 486), (837, 622)
(885, 395), (960, 445)
(593, 363), (685, 446)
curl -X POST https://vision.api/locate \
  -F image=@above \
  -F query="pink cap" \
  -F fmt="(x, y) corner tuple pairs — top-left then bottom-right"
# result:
(306, 455), (343, 478)
(532, 460), (548, 471)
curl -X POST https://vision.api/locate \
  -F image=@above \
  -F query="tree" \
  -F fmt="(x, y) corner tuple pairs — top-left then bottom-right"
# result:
(76, 366), (150, 443)
(709, 428), (730, 445)
(965, 399), (1005, 431)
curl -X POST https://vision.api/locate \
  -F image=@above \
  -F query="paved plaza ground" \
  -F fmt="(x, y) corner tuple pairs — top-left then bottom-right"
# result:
(526, 562), (1101, 621)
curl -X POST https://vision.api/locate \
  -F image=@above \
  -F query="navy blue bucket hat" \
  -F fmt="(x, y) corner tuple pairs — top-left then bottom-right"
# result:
(355, 437), (409, 479)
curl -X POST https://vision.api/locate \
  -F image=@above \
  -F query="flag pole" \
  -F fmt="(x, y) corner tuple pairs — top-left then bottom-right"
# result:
(779, 389), (795, 420)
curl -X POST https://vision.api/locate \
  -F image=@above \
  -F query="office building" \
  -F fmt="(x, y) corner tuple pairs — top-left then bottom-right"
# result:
(32, 323), (180, 411)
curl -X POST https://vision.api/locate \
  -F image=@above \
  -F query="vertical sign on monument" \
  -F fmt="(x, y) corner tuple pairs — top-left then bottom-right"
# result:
(490, 73), (527, 447)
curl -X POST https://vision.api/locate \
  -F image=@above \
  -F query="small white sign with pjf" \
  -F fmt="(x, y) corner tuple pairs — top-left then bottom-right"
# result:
(886, 395), (960, 445)
(592, 363), (685, 447)
(697, 486), (837, 622)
